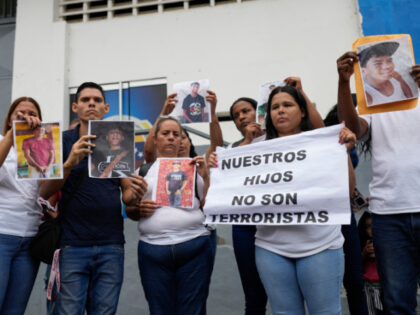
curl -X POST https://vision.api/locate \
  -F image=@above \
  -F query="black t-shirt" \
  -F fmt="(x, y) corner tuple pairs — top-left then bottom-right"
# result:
(182, 94), (206, 122)
(61, 126), (124, 247)
(166, 170), (187, 192)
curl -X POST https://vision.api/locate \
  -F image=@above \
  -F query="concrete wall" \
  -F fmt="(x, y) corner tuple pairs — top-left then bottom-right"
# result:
(12, 0), (362, 143)
(0, 23), (15, 124)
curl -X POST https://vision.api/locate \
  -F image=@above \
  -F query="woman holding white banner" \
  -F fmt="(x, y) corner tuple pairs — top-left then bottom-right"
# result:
(0, 97), (44, 315)
(254, 85), (356, 315)
(228, 96), (268, 314)
(227, 77), (325, 315)
(126, 117), (214, 315)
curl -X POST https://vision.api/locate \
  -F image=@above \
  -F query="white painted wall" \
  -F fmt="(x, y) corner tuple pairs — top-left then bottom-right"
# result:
(13, 0), (362, 144)
(12, 0), (68, 124)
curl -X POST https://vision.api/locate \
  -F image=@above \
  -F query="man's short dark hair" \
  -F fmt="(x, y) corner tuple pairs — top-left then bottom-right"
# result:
(191, 82), (200, 87)
(75, 82), (106, 103)
(359, 41), (399, 67)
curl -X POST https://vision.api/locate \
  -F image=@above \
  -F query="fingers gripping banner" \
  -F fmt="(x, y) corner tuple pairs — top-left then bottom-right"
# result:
(204, 125), (351, 225)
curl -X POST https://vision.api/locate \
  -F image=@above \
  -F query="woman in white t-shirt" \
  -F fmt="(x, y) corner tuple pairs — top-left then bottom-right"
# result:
(0, 97), (43, 315)
(126, 117), (213, 315)
(254, 86), (355, 315)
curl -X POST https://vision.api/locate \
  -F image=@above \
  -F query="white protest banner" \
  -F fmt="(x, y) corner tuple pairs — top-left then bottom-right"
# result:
(204, 125), (351, 225)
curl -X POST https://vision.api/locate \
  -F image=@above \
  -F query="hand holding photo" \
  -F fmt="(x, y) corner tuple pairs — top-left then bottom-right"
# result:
(89, 120), (135, 178)
(13, 121), (62, 180)
(171, 79), (211, 124)
(354, 35), (418, 113)
(153, 158), (196, 208)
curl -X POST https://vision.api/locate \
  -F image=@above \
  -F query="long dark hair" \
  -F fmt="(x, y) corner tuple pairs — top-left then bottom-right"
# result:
(181, 128), (197, 158)
(265, 86), (313, 140)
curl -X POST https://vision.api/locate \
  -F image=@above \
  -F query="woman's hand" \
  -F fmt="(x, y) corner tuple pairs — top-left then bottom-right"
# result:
(337, 51), (358, 83)
(15, 110), (41, 129)
(207, 152), (218, 168)
(339, 126), (356, 152)
(191, 156), (208, 179)
(284, 77), (303, 91)
(161, 93), (178, 116)
(410, 65), (420, 88)
(138, 200), (158, 217)
(243, 122), (264, 144)
(126, 200), (158, 219)
(206, 90), (217, 114)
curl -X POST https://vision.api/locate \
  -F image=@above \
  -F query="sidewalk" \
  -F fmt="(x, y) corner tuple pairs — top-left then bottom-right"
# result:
(25, 221), (352, 315)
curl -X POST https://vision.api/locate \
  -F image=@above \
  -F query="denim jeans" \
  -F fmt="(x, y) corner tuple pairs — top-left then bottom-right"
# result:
(232, 225), (267, 315)
(169, 192), (181, 207)
(0, 233), (40, 315)
(341, 212), (369, 315)
(138, 235), (214, 315)
(56, 244), (124, 315)
(255, 246), (344, 315)
(372, 213), (420, 315)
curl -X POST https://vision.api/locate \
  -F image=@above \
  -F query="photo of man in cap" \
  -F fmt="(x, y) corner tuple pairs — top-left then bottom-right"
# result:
(358, 38), (417, 106)
(165, 160), (188, 207)
(182, 81), (206, 123)
(90, 121), (134, 178)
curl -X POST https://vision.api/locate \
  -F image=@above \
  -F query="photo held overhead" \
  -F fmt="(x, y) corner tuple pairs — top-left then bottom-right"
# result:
(256, 80), (286, 128)
(171, 79), (212, 124)
(353, 34), (418, 115)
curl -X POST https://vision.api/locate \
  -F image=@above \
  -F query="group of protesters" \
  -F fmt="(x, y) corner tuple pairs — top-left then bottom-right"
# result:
(1, 49), (420, 315)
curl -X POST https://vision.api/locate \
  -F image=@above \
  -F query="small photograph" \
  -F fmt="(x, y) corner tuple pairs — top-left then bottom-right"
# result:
(89, 120), (135, 178)
(357, 36), (418, 107)
(257, 81), (286, 126)
(13, 121), (62, 180)
(153, 158), (196, 208)
(171, 79), (211, 124)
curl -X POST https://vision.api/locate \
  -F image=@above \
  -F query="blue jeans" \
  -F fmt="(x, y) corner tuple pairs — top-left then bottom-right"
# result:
(372, 213), (420, 315)
(138, 235), (214, 315)
(169, 192), (181, 207)
(0, 233), (40, 315)
(341, 212), (369, 315)
(56, 244), (124, 315)
(232, 225), (267, 315)
(255, 246), (344, 315)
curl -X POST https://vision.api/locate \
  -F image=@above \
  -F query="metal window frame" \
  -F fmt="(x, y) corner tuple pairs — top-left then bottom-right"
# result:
(0, 0), (16, 23)
(58, 0), (245, 22)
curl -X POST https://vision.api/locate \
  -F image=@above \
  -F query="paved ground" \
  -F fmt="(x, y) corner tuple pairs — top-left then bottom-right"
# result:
(24, 220), (356, 315)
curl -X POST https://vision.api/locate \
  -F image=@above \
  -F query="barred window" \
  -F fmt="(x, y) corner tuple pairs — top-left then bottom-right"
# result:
(0, 0), (17, 23)
(58, 0), (252, 23)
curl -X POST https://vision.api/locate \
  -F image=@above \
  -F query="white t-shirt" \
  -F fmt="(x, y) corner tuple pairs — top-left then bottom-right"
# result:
(364, 77), (407, 106)
(0, 135), (42, 237)
(229, 134), (343, 258)
(255, 225), (344, 258)
(138, 162), (209, 245)
(360, 100), (420, 214)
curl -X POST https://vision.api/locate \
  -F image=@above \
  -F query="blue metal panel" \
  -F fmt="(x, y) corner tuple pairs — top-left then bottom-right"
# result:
(358, 0), (420, 62)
